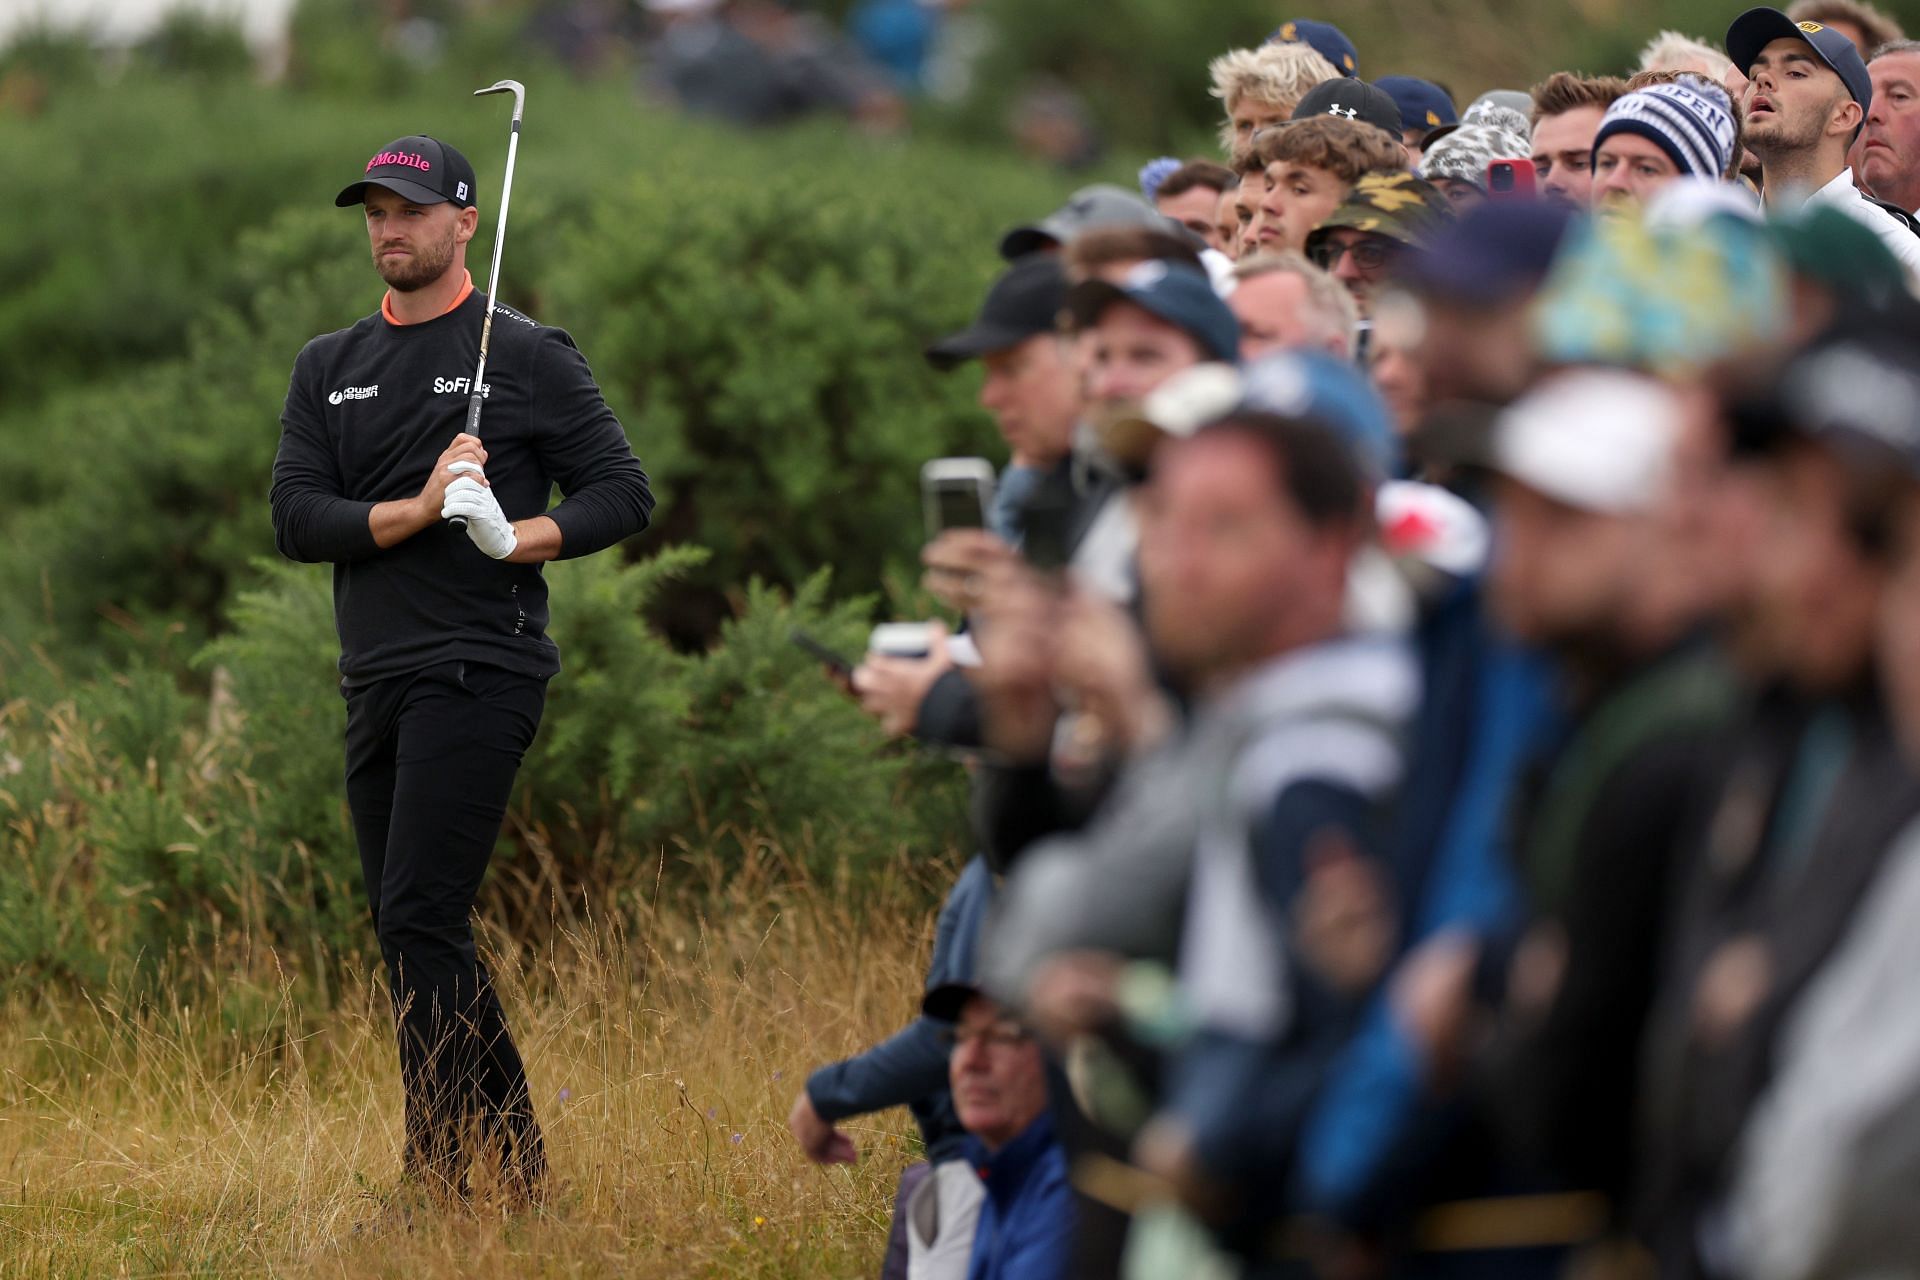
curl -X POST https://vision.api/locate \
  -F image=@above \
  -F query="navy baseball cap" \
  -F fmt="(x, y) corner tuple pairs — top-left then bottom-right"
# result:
(1376, 76), (1459, 135)
(926, 256), (1069, 369)
(1726, 7), (1872, 111)
(1398, 199), (1579, 306)
(1269, 18), (1359, 77)
(1292, 78), (1405, 138)
(336, 135), (478, 208)
(1065, 261), (1240, 363)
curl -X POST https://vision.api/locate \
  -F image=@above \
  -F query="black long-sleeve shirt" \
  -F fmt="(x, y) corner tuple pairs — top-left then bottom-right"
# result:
(272, 284), (653, 687)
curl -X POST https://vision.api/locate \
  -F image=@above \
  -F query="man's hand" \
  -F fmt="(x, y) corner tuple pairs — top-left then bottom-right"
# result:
(1051, 589), (1169, 756)
(1025, 949), (1125, 1043)
(787, 1091), (858, 1165)
(972, 565), (1063, 761)
(1391, 931), (1481, 1090)
(442, 462), (519, 560)
(369, 433), (490, 549)
(923, 529), (1017, 613)
(419, 433), (488, 520)
(851, 622), (952, 739)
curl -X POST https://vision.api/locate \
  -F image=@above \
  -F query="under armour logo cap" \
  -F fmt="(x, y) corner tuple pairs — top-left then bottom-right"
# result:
(1291, 78), (1405, 138)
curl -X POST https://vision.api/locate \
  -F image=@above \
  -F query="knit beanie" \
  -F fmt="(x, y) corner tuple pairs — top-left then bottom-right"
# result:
(1418, 122), (1532, 190)
(1592, 81), (1737, 182)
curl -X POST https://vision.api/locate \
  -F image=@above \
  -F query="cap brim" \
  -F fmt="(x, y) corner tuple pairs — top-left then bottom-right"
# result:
(1000, 226), (1060, 260)
(1726, 7), (1809, 76)
(925, 322), (1048, 370)
(335, 176), (449, 208)
(1063, 279), (1130, 330)
(922, 983), (984, 1023)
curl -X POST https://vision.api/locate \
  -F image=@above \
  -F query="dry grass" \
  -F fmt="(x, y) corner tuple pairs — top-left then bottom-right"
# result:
(0, 850), (945, 1279)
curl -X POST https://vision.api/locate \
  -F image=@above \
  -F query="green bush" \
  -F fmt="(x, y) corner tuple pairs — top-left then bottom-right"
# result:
(0, 547), (967, 996)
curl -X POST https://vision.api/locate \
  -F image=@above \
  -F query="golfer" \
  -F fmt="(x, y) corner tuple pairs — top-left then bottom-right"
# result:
(270, 134), (653, 1212)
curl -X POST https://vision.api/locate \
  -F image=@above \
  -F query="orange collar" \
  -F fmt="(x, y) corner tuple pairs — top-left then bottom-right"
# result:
(382, 270), (475, 326)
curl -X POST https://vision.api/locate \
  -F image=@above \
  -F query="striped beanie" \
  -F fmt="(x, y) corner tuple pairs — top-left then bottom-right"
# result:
(1592, 81), (1736, 182)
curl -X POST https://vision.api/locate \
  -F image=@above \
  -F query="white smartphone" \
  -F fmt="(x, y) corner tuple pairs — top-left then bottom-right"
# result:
(869, 621), (936, 659)
(921, 457), (997, 543)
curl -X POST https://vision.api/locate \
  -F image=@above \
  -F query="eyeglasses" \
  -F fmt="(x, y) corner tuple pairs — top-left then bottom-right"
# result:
(1310, 237), (1399, 273)
(936, 1022), (1033, 1051)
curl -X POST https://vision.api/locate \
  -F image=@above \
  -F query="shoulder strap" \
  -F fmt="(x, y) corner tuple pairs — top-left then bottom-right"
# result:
(1866, 193), (1920, 240)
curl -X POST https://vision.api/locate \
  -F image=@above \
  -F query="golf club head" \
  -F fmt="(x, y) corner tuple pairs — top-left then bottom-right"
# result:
(475, 80), (526, 120)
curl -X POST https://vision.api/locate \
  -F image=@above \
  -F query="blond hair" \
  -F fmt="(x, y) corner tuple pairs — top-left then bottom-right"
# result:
(1209, 43), (1340, 152)
(1637, 30), (1734, 79)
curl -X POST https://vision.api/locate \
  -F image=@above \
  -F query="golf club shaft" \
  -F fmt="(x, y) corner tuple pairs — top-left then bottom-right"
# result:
(453, 80), (525, 529)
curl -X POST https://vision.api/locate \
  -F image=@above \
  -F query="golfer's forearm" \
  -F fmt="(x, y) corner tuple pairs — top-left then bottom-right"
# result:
(368, 497), (434, 549)
(506, 515), (563, 563)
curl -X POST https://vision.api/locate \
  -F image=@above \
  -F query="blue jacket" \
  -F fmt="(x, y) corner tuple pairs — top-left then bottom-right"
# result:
(1293, 583), (1562, 1226)
(966, 1111), (1074, 1280)
(806, 857), (993, 1162)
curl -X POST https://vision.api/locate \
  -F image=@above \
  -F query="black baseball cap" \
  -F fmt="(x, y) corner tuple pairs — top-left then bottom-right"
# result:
(1291, 78), (1405, 139)
(926, 256), (1070, 370)
(1726, 8), (1873, 111)
(335, 135), (479, 209)
(923, 982), (986, 1023)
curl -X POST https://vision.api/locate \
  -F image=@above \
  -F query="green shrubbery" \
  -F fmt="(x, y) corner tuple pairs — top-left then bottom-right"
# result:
(0, 51), (1061, 995)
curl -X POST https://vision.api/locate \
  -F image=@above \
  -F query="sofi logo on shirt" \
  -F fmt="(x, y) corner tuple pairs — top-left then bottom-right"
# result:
(328, 385), (379, 405)
(434, 376), (491, 397)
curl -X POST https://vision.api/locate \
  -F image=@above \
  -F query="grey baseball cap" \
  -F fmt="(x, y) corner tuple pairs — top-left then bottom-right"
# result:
(999, 184), (1178, 260)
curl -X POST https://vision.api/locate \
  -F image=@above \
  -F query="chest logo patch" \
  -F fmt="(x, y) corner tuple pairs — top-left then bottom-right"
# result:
(329, 385), (379, 405)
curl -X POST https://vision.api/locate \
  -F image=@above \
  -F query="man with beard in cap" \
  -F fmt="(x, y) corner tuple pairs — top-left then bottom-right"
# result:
(272, 135), (654, 1219)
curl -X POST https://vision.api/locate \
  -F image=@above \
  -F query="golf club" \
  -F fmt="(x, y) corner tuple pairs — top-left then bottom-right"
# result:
(450, 78), (525, 529)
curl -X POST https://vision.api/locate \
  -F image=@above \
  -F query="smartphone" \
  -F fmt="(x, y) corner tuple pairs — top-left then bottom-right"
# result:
(922, 458), (997, 542)
(869, 621), (936, 659)
(1019, 486), (1076, 574)
(1486, 158), (1537, 199)
(789, 627), (858, 680)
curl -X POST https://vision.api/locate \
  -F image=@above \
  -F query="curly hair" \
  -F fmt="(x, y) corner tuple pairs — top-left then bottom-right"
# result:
(1250, 116), (1409, 185)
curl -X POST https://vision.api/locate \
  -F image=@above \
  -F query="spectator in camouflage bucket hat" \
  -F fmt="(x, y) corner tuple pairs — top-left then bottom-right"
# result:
(1305, 171), (1454, 319)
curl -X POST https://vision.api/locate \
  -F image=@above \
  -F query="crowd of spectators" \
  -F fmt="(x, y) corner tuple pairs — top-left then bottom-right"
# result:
(782, 3), (1920, 1278)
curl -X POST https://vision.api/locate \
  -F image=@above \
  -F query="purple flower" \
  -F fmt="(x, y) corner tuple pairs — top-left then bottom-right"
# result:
(730, 1132), (744, 1145)
(706, 1106), (717, 1120)
(557, 1087), (571, 1103)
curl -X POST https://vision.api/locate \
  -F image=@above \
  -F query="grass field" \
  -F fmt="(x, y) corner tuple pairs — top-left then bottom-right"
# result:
(0, 852), (942, 1278)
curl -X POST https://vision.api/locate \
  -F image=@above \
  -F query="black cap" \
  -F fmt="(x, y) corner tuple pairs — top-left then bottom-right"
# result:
(922, 982), (986, 1023)
(1291, 78), (1405, 139)
(335, 135), (479, 209)
(1726, 8), (1873, 112)
(926, 256), (1070, 370)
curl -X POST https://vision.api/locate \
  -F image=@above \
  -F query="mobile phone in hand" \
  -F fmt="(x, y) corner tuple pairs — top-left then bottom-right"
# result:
(789, 628), (858, 690)
(922, 458), (997, 543)
(1486, 158), (1537, 200)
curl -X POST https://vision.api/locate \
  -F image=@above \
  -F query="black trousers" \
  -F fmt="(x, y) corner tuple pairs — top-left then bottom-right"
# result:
(344, 659), (547, 1194)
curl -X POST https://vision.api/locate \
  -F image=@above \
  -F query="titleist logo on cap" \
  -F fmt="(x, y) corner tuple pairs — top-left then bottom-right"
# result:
(365, 150), (432, 173)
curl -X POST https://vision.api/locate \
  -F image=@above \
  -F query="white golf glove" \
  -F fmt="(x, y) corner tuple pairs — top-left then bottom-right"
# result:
(441, 461), (518, 560)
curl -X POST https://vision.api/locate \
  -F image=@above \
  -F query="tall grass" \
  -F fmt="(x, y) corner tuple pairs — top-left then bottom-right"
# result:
(0, 845), (945, 1278)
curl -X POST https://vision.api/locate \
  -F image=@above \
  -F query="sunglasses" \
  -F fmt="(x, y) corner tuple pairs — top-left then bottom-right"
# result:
(1311, 237), (1399, 273)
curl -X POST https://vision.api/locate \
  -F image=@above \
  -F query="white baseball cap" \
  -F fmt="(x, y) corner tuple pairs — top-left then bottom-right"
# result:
(1492, 369), (1682, 513)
